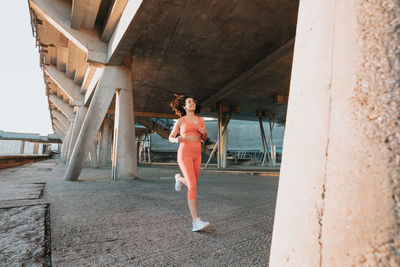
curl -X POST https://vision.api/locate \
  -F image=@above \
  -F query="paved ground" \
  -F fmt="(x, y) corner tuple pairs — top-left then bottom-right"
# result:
(0, 159), (279, 266)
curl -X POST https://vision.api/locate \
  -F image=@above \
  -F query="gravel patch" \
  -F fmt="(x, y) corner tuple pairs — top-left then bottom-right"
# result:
(0, 204), (51, 266)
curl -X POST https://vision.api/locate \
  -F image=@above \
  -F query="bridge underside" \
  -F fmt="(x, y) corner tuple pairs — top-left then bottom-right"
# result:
(26, 0), (400, 265)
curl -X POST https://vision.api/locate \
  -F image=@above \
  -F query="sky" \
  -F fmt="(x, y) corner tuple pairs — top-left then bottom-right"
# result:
(0, 1), (53, 136)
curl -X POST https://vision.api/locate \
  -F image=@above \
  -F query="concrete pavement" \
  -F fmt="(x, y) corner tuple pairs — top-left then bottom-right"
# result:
(0, 159), (278, 266)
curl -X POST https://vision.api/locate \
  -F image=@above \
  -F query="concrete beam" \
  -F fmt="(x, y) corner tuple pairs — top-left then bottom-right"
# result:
(49, 95), (74, 119)
(71, 0), (102, 30)
(53, 124), (65, 134)
(107, 0), (150, 64)
(134, 111), (178, 119)
(53, 118), (67, 133)
(45, 65), (83, 105)
(30, 0), (108, 63)
(53, 127), (66, 140)
(101, 0), (129, 42)
(84, 67), (104, 106)
(51, 110), (70, 129)
(200, 38), (295, 108)
(65, 41), (86, 80)
(80, 65), (97, 94)
(53, 121), (67, 134)
(73, 60), (88, 86)
(56, 41), (68, 72)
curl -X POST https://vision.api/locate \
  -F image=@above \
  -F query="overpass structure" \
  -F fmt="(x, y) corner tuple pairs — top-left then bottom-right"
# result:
(0, 130), (61, 143)
(28, 0), (297, 181)
(26, 0), (400, 265)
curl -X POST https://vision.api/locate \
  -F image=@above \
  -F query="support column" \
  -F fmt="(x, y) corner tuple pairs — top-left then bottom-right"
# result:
(269, 0), (400, 266)
(19, 140), (25, 154)
(269, 120), (276, 167)
(111, 87), (138, 180)
(61, 127), (71, 161)
(42, 144), (47, 154)
(89, 140), (98, 168)
(99, 116), (110, 166)
(64, 66), (132, 181)
(64, 121), (75, 163)
(61, 139), (66, 159)
(66, 106), (87, 162)
(217, 104), (230, 168)
(33, 142), (39, 154)
(64, 119), (75, 163)
(106, 122), (113, 164)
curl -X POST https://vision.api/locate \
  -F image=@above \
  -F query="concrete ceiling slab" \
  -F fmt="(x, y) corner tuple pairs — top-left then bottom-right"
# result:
(127, 0), (299, 121)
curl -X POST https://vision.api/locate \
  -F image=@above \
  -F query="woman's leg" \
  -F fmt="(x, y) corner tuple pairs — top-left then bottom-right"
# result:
(188, 155), (202, 220)
(193, 154), (202, 183)
(178, 156), (198, 221)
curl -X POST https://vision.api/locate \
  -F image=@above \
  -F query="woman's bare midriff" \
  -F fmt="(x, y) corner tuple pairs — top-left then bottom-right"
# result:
(182, 135), (202, 142)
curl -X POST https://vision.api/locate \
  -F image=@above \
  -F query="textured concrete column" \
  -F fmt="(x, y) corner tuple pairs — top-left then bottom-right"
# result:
(111, 87), (138, 180)
(106, 122), (113, 164)
(217, 104), (229, 169)
(19, 140), (25, 154)
(99, 116), (110, 166)
(66, 107), (88, 162)
(60, 139), (66, 159)
(33, 143), (39, 154)
(269, 0), (400, 266)
(64, 119), (76, 163)
(61, 126), (72, 161)
(64, 66), (129, 181)
(89, 140), (98, 168)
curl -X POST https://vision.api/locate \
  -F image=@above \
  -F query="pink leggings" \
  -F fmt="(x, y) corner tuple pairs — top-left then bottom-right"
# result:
(177, 141), (202, 200)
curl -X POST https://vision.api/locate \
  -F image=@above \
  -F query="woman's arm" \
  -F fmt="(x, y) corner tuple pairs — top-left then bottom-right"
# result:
(198, 117), (207, 141)
(169, 118), (182, 143)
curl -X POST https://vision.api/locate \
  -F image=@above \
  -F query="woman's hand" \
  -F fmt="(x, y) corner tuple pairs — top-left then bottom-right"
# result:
(198, 127), (207, 135)
(177, 136), (183, 143)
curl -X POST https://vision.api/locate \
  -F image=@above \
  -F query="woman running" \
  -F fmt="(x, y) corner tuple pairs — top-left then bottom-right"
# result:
(169, 94), (210, 232)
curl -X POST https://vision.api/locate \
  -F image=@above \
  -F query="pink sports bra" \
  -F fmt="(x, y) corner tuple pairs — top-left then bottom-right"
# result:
(180, 116), (202, 138)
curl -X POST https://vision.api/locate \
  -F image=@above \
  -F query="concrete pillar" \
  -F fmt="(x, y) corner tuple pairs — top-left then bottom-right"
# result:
(269, 0), (400, 266)
(65, 120), (75, 161)
(42, 144), (47, 154)
(99, 116), (110, 166)
(217, 104), (229, 168)
(19, 140), (25, 154)
(61, 124), (72, 163)
(33, 142), (39, 154)
(66, 106), (88, 162)
(89, 140), (98, 168)
(111, 87), (138, 180)
(107, 122), (113, 164)
(64, 66), (131, 181)
(61, 127), (71, 161)
(64, 122), (75, 163)
(61, 140), (66, 159)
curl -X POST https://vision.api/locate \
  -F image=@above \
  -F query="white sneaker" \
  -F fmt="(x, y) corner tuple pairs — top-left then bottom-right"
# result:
(192, 218), (210, 232)
(174, 173), (182, 191)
